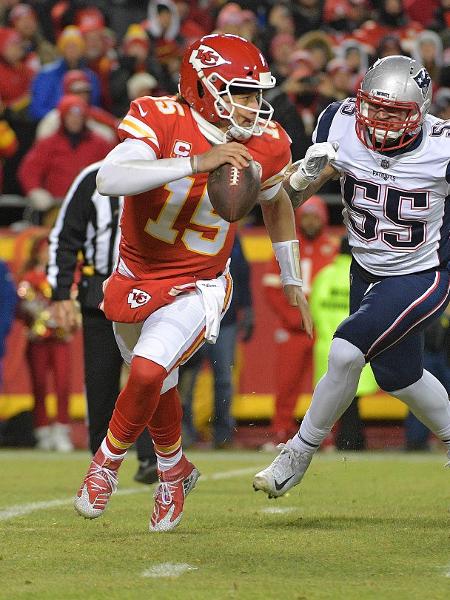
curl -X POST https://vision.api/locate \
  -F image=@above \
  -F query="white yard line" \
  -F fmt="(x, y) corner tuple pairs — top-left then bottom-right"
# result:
(141, 563), (198, 578)
(259, 506), (298, 515)
(0, 466), (257, 522)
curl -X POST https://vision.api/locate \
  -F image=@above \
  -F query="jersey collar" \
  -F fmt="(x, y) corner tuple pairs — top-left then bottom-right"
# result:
(191, 109), (227, 145)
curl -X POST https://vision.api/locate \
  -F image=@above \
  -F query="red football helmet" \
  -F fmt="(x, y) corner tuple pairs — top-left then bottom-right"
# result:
(179, 34), (275, 138)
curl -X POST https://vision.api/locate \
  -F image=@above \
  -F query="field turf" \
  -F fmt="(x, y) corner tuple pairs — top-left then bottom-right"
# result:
(1, 449), (449, 600)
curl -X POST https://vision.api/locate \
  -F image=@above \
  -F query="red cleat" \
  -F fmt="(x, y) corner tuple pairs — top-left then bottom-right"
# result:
(150, 455), (200, 532)
(74, 448), (123, 519)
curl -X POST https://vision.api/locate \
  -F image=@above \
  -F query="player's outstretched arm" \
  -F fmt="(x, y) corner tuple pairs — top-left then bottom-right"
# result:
(96, 139), (253, 196)
(260, 187), (313, 337)
(284, 142), (340, 208)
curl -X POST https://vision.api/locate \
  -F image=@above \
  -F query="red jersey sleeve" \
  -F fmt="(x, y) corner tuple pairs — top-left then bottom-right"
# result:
(117, 96), (170, 157)
(248, 121), (292, 201)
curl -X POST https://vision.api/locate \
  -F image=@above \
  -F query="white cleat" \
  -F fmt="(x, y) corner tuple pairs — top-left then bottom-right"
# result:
(253, 440), (314, 498)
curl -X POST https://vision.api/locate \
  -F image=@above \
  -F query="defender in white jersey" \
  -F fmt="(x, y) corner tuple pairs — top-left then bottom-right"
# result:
(254, 55), (450, 500)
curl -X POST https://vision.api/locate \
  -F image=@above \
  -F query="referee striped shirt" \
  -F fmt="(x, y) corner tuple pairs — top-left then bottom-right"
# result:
(47, 161), (122, 301)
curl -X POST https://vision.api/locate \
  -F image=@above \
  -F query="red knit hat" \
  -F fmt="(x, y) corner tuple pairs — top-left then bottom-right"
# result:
(58, 94), (88, 118)
(296, 195), (329, 226)
(63, 70), (92, 94)
(76, 7), (105, 34)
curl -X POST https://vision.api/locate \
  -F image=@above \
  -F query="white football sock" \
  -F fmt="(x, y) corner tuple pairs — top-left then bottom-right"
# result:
(390, 370), (450, 446)
(156, 447), (183, 472)
(292, 338), (365, 453)
(100, 439), (127, 462)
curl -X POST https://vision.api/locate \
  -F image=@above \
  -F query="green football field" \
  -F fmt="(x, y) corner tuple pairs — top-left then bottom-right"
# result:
(1, 449), (449, 600)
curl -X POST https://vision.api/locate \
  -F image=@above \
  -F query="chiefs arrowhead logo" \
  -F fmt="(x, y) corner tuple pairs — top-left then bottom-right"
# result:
(190, 44), (231, 70)
(127, 288), (151, 309)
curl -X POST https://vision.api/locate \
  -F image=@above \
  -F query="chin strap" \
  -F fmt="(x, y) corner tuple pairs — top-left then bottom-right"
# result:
(225, 125), (254, 143)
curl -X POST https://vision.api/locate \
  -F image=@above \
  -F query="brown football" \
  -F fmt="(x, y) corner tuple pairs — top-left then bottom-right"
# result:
(207, 160), (261, 223)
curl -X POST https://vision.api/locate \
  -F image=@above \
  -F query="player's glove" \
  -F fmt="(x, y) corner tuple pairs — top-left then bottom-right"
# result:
(289, 141), (339, 191)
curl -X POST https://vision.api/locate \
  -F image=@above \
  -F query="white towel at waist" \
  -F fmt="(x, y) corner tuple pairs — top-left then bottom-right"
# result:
(195, 260), (232, 344)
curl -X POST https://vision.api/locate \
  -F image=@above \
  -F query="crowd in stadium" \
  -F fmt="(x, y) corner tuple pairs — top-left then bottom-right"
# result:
(0, 0), (449, 202)
(0, 0), (449, 457)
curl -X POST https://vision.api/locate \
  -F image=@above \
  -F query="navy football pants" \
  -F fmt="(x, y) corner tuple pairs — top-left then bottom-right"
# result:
(334, 261), (450, 391)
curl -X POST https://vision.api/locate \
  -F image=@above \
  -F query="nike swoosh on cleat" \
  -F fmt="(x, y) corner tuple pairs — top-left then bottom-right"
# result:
(274, 474), (295, 491)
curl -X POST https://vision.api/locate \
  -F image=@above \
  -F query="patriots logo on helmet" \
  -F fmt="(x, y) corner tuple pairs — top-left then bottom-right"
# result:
(127, 288), (151, 309)
(413, 69), (431, 98)
(190, 44), (231, 70)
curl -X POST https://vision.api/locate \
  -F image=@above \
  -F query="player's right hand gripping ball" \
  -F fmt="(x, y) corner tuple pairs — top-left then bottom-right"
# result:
(207, 161), (260, 223)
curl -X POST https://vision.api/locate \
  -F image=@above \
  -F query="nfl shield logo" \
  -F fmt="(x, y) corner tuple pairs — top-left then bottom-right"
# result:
(381, 159), (390, 169)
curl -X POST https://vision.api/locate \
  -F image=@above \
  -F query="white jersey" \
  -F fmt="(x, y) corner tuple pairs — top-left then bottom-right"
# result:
(313, 99), (450, 276)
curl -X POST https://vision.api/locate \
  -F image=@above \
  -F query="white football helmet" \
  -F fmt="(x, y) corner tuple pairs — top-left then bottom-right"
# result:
(355, 55), (432, 151)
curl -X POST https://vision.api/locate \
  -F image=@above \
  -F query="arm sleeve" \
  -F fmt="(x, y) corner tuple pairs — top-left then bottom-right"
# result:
(47, 170), (95, 300)
(96, 139), (193, 196)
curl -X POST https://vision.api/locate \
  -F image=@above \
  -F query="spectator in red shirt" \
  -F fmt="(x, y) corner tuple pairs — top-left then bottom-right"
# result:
(0, 27), (34, 113)
(18, 94), (114, 213)
(262, 196), (338, 446)
(17, 235), (77, 452)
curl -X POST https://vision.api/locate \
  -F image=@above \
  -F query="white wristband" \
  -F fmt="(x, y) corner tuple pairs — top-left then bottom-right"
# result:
(289, 161), (312, 191)
(272, 240), (303, 287)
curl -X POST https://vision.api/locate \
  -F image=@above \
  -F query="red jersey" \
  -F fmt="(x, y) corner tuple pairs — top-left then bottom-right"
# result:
(117, 95), (291, 282)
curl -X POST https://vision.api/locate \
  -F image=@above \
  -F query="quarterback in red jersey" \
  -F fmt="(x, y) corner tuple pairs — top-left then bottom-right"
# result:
(73, 33), (312, 532)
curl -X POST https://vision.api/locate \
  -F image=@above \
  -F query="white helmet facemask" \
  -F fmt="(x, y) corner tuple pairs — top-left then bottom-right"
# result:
(202, 71), (275, 140)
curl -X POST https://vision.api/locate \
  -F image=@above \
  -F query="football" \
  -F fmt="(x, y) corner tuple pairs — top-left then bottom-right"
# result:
(207, 161), (261, 223)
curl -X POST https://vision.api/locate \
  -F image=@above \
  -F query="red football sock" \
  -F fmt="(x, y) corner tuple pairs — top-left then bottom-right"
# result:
(149, 386), (183, 447)
(149, 386), (183, 470)
(105, 356), (167, 456)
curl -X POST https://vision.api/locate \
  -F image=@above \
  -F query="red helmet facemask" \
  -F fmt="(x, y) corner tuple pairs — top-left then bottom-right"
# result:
(355, 90), (422, 152)
(179, 34), (275, 139)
